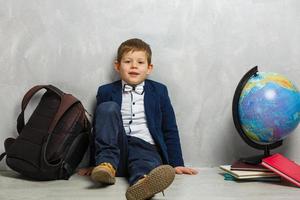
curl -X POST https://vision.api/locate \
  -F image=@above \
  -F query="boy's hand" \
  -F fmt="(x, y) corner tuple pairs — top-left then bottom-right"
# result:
(77, 167), (94, 176)
(175, 166), (198, 175)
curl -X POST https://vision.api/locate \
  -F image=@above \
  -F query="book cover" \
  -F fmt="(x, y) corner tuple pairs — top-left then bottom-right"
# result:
(231, 160), (271, 172)
(261, 153), (300, 187)
(219, 165), (279, 179)
(223, 173), (281, 182)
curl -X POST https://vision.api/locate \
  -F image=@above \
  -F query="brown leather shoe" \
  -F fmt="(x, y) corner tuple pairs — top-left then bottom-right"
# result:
(126, 165), (175, 200)
(91, 162), (116, 184)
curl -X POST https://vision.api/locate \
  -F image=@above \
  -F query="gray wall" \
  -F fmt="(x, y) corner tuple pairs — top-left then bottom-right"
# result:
(1, 0), (300, 170)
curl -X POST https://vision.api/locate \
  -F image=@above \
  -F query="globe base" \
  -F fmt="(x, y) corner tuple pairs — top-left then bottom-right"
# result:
(240, 154), (268, 165)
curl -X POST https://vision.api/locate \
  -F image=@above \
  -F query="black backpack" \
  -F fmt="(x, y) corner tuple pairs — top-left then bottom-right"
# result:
(0, 85), (91, 180)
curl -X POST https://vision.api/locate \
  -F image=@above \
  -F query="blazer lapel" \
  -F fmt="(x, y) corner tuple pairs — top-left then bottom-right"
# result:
(111, 80), (122, 107)
(144, 80), (158, 128)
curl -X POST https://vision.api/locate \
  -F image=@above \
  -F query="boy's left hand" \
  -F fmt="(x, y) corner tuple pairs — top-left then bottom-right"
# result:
(175, 166), (198, 175)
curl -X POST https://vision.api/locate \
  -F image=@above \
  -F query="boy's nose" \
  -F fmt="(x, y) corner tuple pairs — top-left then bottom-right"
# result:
(131, 62), (138, 68)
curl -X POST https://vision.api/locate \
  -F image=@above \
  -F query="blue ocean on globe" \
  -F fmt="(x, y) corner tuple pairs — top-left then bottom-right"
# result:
(238, 72), (300, 144)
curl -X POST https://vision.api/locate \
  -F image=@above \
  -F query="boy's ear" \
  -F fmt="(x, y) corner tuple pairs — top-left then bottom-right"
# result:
(147, 64), (153, 75)
(114, 61), (120, 72)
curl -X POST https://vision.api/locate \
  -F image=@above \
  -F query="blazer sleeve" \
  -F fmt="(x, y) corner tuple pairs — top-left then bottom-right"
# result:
(161, 86), (184, 167)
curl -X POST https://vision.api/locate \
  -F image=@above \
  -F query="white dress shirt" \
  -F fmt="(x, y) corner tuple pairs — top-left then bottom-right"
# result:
(121, 81), (155, 144)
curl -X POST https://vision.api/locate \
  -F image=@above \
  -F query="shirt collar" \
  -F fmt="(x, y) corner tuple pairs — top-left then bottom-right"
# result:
(122, 80), (145, 88)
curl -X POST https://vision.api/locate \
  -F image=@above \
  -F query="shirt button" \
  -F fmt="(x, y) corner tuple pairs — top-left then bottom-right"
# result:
(133, 102), (135, 105)
(133, 114), (135, 117)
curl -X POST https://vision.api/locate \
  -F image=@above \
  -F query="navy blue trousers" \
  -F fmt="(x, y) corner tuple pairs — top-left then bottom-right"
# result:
(93, 102), (162, 185)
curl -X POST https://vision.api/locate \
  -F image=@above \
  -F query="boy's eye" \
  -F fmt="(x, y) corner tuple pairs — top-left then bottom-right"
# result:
(138, 61), (145, 64)
(124, 60), (131, 63)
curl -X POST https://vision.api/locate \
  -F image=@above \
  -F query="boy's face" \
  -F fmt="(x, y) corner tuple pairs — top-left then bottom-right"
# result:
(114, 50), (153, 85)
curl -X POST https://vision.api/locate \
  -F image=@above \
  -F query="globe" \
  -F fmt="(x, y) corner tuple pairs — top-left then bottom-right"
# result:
(232, 66), (300, 163)
(239, 71), (300, 144)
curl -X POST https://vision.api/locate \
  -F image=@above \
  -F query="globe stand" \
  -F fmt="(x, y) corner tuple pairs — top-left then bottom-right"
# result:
(239, 145), (270, 165)
(232, 66), (283, 165)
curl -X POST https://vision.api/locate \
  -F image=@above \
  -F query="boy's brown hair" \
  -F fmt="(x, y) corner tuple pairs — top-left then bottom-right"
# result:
(117, 38), (152, 64)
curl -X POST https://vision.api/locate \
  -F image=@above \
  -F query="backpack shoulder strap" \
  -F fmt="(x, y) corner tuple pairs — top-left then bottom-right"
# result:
(17, 85), (65, 133)
(0, 152), (6, 162)
(47, 93), (79, 134)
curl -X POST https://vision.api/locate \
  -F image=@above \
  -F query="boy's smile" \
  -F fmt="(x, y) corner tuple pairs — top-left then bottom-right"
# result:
(114, 50), (153, 86)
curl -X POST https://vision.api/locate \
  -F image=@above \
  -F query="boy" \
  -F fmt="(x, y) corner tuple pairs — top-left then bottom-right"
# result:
(78, 38), (197, 200)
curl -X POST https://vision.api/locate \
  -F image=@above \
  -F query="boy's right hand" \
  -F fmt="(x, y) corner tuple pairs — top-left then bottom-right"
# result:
(77, 167), (94, 176)
(175, 166), (198, 175)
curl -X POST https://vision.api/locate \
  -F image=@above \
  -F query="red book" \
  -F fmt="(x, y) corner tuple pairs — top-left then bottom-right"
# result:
(261, 153), (300, 187)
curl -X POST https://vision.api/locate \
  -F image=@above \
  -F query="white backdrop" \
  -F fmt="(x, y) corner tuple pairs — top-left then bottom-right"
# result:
(1, 0), (300, 170)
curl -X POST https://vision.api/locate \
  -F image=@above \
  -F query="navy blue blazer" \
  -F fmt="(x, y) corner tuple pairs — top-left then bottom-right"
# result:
(96, 79), (184, 167)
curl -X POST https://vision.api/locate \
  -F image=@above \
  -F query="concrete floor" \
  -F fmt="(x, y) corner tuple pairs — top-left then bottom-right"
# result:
(0, 168), (299, 200)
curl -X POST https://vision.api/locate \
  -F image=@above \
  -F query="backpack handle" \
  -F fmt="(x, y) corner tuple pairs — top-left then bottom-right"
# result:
(21, 85), (64, 111)
(17, 85), (79, 134)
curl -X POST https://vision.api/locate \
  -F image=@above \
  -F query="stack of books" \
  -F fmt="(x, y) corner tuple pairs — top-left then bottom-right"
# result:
(219, 160), (281, 182)
(220, 153), (300, 187)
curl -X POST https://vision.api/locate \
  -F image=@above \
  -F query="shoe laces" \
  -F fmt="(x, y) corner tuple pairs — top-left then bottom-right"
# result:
(100, 162), (116, 176)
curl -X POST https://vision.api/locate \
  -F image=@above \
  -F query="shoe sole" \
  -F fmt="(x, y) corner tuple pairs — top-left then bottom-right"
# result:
(91, 168), (116, 185)
(126, 165), (175, 200)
